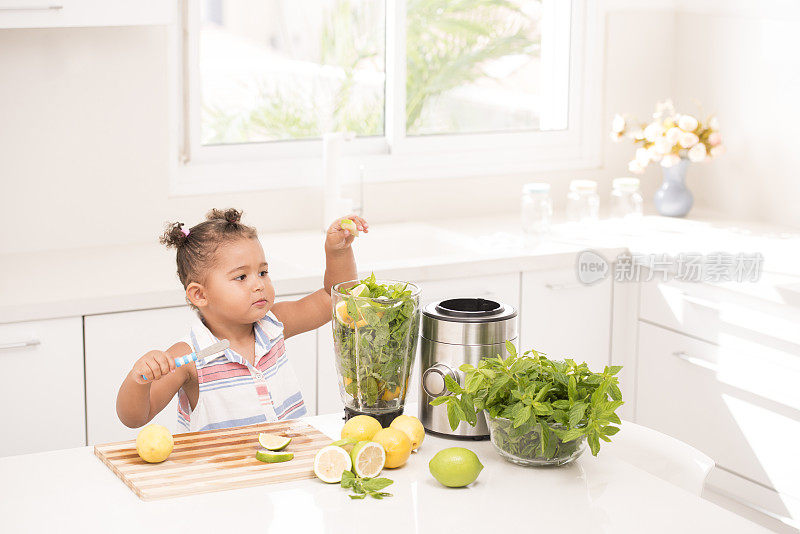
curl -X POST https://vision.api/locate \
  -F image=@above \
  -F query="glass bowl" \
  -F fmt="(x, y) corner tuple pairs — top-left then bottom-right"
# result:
(484, 412), (587, 467)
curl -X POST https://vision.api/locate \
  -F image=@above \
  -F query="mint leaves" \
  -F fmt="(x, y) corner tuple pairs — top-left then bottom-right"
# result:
(334, 273), (420, 408)
(432, 341), (623, 458)
(340, 470), (394, 500)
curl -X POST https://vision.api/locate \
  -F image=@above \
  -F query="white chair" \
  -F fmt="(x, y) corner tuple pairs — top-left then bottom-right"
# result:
(602, 420), (715, 496)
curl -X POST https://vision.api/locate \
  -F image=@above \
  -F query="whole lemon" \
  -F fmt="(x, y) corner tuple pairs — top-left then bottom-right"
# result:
(429, 447), (483, 487)
(341, 415), (382, 442)
(136, 424), (174, 463)
(372, 428), (412, 468)
(389, 415), (425, 451)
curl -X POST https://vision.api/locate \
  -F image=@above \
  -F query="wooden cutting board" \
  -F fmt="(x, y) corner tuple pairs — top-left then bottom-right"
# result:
(94, 419), (333, 501)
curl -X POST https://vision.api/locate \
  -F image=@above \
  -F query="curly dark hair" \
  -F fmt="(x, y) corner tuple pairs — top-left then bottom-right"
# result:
(160, 208), (258, 291)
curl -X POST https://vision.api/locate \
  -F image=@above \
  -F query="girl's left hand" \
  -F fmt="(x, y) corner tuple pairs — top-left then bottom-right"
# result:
(326, 215), (369, 252)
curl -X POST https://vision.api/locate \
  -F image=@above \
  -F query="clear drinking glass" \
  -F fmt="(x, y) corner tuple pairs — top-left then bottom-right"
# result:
(521, 182), (553, 237)
(566, 179), (600, 223)
(610, 177), (643, 220)
(331, 280), (421, 417)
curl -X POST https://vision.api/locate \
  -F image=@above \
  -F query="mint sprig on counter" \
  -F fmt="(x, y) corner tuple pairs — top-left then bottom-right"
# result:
(341, 471), (394, 500)
(430, 341), (623, 457)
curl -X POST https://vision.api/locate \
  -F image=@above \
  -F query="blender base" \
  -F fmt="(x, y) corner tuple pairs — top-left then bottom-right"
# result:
(343, 407), (404, 427)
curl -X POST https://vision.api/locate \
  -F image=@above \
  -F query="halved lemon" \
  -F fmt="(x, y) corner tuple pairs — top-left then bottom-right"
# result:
(255, 449), (293, 463)
(350, 440), (386, 478)
(314, 445), (353, 483)
(258, 433), (291, 451)
(335, 300), (367, 328)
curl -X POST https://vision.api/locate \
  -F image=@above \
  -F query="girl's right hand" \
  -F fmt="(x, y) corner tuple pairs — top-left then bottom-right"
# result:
(130, 350), (176, 384)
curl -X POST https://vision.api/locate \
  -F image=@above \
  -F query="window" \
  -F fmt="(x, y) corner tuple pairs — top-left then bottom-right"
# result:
(174, 0), (601, 193)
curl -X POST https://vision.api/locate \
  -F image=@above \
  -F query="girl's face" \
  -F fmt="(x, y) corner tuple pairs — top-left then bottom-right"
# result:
(197, 238), (276, 324)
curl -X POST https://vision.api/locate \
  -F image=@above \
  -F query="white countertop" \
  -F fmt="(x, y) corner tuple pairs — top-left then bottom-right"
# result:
(0, 411), (769, 534)
(1, 210), (798, 324)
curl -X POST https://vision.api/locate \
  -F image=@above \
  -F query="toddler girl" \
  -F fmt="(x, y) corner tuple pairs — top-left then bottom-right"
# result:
(116, 208), (368, 431)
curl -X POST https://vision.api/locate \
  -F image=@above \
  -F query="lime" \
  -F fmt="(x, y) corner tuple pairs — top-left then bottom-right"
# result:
(429, 447), (483, 487)
(258, 433), (291, 451)
(350, 441), (386, 478)
(136, 424), (174, 463)
(341, 415), (382, 442)
(313, 445), (352, 483)
(255, 449), (294, 463)
(372, 428), (412, 469)
(340, 218), (359, 236)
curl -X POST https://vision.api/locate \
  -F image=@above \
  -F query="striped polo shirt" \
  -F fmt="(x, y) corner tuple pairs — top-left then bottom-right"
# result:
(176, 310), (307, 432)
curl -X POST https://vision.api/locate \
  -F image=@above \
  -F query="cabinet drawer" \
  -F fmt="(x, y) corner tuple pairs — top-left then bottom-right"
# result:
(639, 278), (800, 349)
(0, 317), (85, 456)
(636, 321), (800, 499)
(0, 0), (173, 29)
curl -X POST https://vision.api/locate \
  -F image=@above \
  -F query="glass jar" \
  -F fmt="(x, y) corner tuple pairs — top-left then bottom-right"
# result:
(566, 180), (599, 223)
(610, 177), (643, 220)
(521, 182), (553, 237)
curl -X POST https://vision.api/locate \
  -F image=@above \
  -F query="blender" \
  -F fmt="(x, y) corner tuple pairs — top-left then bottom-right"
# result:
(331, 278), (421, 427)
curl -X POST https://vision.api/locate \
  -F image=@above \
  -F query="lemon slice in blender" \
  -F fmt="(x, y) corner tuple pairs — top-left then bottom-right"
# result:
(314, 445), (353, 483)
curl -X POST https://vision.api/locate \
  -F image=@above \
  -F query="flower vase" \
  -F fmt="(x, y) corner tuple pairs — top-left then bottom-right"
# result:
(654, 157), (693, 217)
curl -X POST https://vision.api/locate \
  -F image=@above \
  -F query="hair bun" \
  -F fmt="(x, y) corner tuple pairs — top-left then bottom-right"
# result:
(206, 208), (242, 225)
(159, 222), (189, 249)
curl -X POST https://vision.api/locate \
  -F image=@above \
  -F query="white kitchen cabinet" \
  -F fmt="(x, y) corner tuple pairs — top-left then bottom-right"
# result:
(283, 328), (317, 416)
(0, 317), (85, 457)
(84, 306), (194, 445)
(316, 273), (520, 416)
(520, 268), (612, 372)
(0, 0), (173, 29)
(636, 321), (800, 500)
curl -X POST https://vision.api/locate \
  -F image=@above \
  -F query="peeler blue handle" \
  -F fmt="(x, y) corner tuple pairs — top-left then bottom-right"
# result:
(141, 353), (199, 381)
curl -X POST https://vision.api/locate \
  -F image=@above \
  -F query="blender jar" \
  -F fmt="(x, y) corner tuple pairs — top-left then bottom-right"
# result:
(331, 279), (421, 425)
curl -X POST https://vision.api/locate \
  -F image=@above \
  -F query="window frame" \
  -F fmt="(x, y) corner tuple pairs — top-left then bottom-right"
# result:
(169, 0), (603, 196)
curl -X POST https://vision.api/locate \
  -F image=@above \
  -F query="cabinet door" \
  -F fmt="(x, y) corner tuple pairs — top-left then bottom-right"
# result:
(520, 268), (612, 372)
(637, 321), (800, 499)
(0, 317), (85, 456)
(283, 328), (317, 416)
(84, 307), (194, 444)
(316, 273), (520, 416)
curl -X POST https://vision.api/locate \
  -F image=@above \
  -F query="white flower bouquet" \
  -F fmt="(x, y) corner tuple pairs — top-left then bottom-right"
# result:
(611, 100), (724, 174)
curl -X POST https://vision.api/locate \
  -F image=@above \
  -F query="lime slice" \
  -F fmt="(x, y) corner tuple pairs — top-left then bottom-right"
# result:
(258, 433), (291, 451)
(350, 283), (368, 297)
(255, 449), (294, 463)
(350, 440), (386, 478)
(313, 445), (353, 483)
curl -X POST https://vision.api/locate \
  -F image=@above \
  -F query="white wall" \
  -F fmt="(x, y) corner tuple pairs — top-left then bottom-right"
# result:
(1, 9), (677, 255)
(672, 4), (800, 228)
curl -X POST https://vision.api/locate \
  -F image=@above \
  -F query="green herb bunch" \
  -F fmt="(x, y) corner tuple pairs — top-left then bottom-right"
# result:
(333, 273), (421, 408)
(340, 471), (394, 500)
(431, 341), (623, 458)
